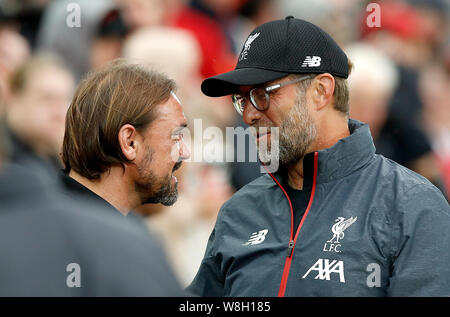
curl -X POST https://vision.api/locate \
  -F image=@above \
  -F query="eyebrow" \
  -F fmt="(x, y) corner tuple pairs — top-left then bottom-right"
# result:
(172, 123), (188, 133)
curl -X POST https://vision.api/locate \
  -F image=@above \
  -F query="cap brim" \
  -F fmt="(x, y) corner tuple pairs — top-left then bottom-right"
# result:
(201, 68), (288, 97)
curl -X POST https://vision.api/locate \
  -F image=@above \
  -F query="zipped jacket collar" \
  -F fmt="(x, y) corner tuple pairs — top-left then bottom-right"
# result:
(272, 119), (376, 186)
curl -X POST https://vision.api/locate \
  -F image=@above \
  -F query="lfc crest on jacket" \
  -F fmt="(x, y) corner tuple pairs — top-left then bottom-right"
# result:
(323, 216), (357, 253)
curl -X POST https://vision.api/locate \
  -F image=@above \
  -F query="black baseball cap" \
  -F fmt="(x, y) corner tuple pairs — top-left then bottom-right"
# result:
(201, 16), (349, 97)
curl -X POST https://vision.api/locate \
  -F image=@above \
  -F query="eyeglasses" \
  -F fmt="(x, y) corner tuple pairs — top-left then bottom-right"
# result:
(232, 75), (314, 116)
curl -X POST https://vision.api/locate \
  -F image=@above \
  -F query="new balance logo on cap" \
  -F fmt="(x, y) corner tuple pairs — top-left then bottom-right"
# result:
(302, 56), (321, 67)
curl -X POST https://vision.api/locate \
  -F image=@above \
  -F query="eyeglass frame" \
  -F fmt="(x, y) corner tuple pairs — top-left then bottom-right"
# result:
(231, 74), (315, 116)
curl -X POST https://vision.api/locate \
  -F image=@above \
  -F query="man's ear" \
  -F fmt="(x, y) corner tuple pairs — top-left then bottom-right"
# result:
(118, 124), (139, 161)
(311, 73), (335, 111)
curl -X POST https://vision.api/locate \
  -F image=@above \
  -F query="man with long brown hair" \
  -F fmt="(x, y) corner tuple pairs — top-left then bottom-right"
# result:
(0, 71), (184, 296)
(61, 60), (190, 215)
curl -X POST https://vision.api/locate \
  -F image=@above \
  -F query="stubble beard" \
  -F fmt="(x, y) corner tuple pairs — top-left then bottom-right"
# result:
(135, 146), (180, 207)
(257, 92), (317, 169)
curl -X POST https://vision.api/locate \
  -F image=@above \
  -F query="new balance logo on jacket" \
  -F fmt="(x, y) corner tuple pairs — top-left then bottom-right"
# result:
(243, 229), (268, 245)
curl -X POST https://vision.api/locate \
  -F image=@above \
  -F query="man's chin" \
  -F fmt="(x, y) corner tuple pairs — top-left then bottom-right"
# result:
(158, 188), (178, 206)
(258, 149), (279, 164)
(144, 183), (178, 206)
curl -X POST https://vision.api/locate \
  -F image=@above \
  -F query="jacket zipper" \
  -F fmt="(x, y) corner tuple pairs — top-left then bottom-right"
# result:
(269, 151), (319, 297)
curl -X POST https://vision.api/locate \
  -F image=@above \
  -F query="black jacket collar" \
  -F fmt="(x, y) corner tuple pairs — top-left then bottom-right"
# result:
(60, 172), (120, 214)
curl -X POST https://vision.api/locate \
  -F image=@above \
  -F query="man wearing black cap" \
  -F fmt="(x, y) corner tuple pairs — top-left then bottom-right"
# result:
(187, 17), (450, 296)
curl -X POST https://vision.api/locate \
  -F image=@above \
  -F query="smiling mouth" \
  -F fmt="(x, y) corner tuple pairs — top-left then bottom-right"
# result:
(256, 132), (271, 140)
(172, 160), (182, 173)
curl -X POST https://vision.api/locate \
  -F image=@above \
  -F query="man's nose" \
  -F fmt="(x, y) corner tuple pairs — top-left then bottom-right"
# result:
(242, 99), (262, 125)
(179, 138), (190, 160)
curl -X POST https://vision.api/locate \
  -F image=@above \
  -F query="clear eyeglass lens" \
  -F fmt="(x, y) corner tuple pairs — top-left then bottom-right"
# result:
(250, 88), (269, 111)
(232, 94), (246, 115)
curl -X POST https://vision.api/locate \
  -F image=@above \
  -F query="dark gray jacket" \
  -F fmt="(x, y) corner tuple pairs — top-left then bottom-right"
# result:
(188, 120), (450, 297)
(0, 161), (184, 296)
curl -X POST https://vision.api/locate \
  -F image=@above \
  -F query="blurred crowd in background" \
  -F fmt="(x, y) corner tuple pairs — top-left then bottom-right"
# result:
(0, 0), (449, 287)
